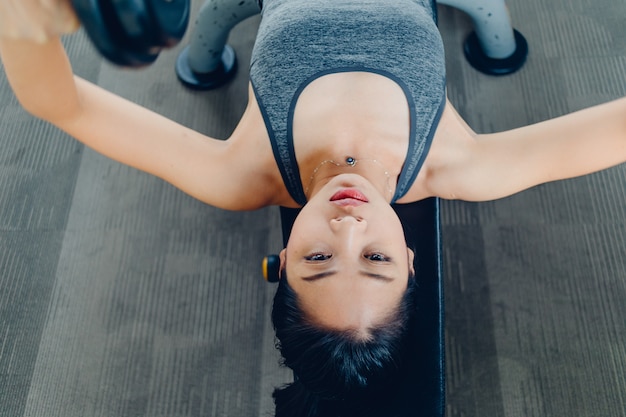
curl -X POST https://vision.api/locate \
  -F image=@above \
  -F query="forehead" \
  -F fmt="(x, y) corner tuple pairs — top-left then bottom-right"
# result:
(289, 269), (409, 331)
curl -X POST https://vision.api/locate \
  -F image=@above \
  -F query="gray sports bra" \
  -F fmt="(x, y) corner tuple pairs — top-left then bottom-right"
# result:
(250, 0), (446, 205)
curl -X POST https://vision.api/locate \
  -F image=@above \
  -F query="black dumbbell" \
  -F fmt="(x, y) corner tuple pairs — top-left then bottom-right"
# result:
(71, 0), (190, 67)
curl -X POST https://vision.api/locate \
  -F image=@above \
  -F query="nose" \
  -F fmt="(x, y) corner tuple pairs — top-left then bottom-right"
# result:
(329, 215), (366, 232)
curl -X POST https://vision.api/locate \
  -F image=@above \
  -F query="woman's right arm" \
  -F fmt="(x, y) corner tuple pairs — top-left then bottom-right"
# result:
(0, 36), (220, 178)
(0, 1), (270, 210)
(1, 0), (83, 120)
(1, 37), (82, 122)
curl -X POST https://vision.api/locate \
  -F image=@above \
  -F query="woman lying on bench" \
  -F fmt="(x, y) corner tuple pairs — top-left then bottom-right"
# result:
(1, 0), (625, 416)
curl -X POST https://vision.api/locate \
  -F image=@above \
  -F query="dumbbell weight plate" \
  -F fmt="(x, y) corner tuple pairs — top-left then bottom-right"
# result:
(148, 0), (190, 47)
(72, 0), (160, 67)
(112, 0), (189, 50)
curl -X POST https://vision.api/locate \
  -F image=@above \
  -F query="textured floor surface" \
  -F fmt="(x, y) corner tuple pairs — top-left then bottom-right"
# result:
(1, 0), (625, 416)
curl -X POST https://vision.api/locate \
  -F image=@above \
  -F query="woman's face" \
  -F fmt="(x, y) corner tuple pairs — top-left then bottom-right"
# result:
(281, 173), (414, 332)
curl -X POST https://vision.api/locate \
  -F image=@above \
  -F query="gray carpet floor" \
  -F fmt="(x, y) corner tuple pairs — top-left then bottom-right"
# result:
(1, 1), (625, 416)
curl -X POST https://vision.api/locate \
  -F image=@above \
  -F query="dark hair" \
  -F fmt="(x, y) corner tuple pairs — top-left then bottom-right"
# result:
(271, 273), (418, 417)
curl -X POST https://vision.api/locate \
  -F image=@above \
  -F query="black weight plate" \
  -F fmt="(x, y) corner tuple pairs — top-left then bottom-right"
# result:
(110, 0), (153, 48)
(147, 0), (190, 47)
(72, 0), (160, 67)
(110, 0), (189, 49)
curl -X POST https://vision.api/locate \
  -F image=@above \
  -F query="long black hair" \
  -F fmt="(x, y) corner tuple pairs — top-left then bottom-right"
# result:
(271, 273), (419, 417)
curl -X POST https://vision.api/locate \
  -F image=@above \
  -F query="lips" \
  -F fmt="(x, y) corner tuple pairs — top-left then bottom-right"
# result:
(330, 189), (369, 206)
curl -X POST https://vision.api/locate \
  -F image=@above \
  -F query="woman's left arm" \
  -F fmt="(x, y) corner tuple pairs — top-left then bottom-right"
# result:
(439, 98), (626, 201)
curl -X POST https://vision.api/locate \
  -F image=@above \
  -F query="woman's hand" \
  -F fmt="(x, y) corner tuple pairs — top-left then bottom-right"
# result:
(0, 0), (79, 43)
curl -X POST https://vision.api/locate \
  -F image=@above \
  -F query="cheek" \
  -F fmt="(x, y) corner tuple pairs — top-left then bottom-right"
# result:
(289, 207), (316, 237)
(379, 216), (407, 248)
(287, 216), (329, 254)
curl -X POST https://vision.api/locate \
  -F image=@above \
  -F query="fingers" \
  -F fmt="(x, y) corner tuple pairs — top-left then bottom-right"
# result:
(39, 0), (57, 11)
(55, 1), (80, 35)
(0, 0), (80, 43)
(1, 1), (47, 42)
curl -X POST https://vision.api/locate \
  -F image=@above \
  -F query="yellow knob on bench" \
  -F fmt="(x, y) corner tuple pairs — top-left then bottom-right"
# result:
(262, 255), (280, 283)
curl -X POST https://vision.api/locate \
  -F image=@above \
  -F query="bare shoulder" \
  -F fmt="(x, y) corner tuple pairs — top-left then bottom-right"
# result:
(59, 78), (283, 211)
(407, 97), (626, 203)
(223, 94), (293, 209)
(397, 99), (477, 202)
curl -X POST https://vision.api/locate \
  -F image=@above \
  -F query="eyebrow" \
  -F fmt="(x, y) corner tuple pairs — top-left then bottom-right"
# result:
(301, 270), (395, 282)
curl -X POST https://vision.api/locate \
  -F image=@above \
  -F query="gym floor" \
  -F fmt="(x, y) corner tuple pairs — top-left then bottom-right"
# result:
(1, 1), (625, 416)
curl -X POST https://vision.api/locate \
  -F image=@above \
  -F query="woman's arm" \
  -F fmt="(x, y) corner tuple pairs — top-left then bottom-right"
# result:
(0, 38), (80, 120)
(429, 98), (626, 201)
(1, 37), (244, 207)
(0, 1), (280, 210)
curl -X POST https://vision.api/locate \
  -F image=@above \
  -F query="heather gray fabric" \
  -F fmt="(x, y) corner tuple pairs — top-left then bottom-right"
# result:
(250, 0), (446, 205)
